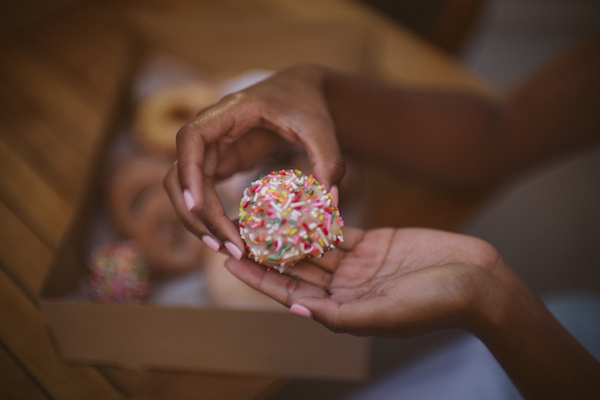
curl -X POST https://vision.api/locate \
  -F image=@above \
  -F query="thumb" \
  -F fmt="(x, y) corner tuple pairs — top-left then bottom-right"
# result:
(311, 154), (345, 193)
(291, 113), (345, 195)
(305, 140), (345, 199)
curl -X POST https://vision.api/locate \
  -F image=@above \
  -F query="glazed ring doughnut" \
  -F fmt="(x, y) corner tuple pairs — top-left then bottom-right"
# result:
(132, 80), (218, 156)
(106, 155), (173, 238)
(131, 185), (205, 277)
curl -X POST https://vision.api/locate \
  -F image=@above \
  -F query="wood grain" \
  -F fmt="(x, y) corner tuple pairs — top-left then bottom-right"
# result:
(0, 268), (125, 400)
(0, 139), (72, 249)
(0, 201), (53, 295)
(0, 343), (49, 400)
(0, 80), (85, 205)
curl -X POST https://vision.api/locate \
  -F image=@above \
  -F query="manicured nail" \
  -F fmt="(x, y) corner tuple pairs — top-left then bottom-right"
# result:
(330, 185), (339, 207)
(183, 189), (195, 212)
(202, 235), (221, 253)
(290, 304), (312, 319)
(224, 241), (243, 260)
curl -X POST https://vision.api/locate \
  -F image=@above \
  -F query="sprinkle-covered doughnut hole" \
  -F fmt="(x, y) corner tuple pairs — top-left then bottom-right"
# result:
(239, 169), (344, 273)
(88, 241), (151, 303)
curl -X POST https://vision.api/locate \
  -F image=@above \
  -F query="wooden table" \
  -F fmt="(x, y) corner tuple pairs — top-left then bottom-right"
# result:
(0, 0), (496, 398)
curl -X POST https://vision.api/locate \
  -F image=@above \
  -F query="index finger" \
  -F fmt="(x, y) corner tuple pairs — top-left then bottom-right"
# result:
(175, 92), (271, 203)
(174, 110), (233, 209)
(291, 115), (346, 194)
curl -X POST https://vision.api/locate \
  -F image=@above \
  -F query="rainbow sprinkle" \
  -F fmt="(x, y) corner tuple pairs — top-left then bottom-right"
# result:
(239, 169), (344, 272)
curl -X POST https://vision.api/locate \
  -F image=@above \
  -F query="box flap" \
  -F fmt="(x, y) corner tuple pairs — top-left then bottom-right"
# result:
(40, 300), (370, 380)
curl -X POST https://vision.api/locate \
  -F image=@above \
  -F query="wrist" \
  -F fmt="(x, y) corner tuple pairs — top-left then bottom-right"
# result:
(466, 256), (600, 399)
(466, 255), (536, 341)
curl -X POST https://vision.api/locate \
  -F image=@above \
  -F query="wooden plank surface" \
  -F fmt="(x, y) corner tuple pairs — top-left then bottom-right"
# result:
(0, 80), (86, 205)
(0, 46), (104, 158)
(0, 2), (144, 399)
(0, 138), (72, 250)
(0, 0), (497, 398)
(0, 201), (53, 295)
(0, 268), (126, 400)
(0, 343), (49, 400)
(128, 373), (283, 400)
(24, 2), (134, 104)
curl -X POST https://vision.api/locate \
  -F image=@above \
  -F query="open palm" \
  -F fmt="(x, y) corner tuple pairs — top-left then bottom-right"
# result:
(224, 227), (502, 339)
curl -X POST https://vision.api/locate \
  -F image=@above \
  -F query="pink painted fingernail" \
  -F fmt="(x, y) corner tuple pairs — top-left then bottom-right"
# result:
(183, 189), (195, 212)
(330, 185), (339, 207)
(224, 241), (243, 260)
(202, 235), (221, 252)
(290, 304), (312, 319)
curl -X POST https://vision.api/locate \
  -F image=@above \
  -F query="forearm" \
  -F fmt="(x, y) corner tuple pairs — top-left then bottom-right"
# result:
(473, 261), (600, 399)
(499, 32), (600, 174)
(319, 32), (600, 186)
(322, 68), (503, 185)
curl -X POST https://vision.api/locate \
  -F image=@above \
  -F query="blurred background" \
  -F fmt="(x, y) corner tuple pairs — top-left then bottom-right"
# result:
(1, 0), (600, 398)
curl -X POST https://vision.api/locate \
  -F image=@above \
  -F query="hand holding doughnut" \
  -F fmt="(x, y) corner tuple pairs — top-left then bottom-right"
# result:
(164, 65), (346, 259)
(223, 226), (505, 338)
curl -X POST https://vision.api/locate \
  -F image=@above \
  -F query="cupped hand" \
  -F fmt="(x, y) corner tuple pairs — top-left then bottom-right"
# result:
(164, 65), (345, 259)
(224, 227), (503, 339)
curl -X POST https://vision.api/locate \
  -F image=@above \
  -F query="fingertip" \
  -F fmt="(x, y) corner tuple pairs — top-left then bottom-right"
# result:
(183, 189), (196, 212)
(224, 241), (243, 261)
(311, 157), (345, 200)
(329, 185), (339, 207)
(295, 297), (345, 330)
(290, 303), (313, 319)
(202, 235), (221, 252)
